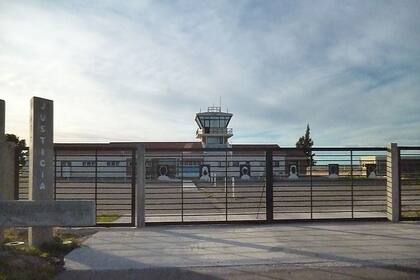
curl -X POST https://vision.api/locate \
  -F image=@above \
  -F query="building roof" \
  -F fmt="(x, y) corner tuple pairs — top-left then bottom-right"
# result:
(54, 141), (284, 152)
(232, 144), (280, 150)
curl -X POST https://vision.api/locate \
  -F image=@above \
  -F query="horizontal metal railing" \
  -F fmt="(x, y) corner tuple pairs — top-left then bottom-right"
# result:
(54, 147), (136, 227)
(196, 127), (233, 136)
(13, 144), (420, 226)
(15, 146), (136, 227)
(16, 147), (29, 201)
(145, 150), (266, 224)
(273, 148), (388, 221)
(399, 147), (420, 220)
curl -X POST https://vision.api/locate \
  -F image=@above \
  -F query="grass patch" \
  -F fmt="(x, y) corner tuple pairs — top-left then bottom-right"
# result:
(96, 214), (121, 223)
(3, 228), (27, 244)
(0, 257), (55, 280)
(402, 210), (420, 218)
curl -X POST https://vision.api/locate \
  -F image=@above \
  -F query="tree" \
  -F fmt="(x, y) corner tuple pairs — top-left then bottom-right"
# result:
(296, 124), (314, 166)
(5, 134), (28, 168)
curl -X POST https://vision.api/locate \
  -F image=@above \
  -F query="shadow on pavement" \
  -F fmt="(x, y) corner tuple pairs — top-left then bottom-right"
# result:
(154, 226), (420, 275)
(56, 267), (224, 280)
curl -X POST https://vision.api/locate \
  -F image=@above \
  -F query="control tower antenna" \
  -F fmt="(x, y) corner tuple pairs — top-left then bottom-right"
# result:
(219, 96), (222, 108)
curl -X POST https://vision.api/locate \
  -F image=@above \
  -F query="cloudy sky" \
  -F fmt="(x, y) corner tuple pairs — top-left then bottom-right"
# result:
(1, 0), (419, 146)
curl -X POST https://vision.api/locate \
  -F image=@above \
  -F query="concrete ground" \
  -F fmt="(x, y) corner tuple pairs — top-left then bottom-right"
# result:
(57, 221), (420, 279)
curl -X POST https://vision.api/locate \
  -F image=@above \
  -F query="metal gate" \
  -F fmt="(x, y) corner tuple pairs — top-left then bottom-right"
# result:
(399, 147), (420, 220)
(272, 147), (388, 221)
(14, 144), (419, 226)
(15, 145), (136, 227)
(144, 148), (267, 224)
(54, 145), (136, 227)
(144, 147), (391, 225)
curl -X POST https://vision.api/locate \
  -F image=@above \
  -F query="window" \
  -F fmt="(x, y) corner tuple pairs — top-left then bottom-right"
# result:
(82, 161), (95, 167)
(62, 161), (71, 167)
(106, 161), (120, 167)
(207, 137), (223, 144)
(273, 161), (280, 167)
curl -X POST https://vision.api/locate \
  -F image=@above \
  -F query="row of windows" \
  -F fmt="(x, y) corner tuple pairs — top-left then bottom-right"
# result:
(216, 161), (280, 167)
(60, 161), (122, 167)
(183, 161), (202, 166)
(107, 161), (120, 167)
(198, 116), (231, 128)
(61, 160), (281, 168)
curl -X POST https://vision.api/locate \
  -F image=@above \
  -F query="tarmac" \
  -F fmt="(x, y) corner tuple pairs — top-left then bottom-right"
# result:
(57, 221), (420, 279)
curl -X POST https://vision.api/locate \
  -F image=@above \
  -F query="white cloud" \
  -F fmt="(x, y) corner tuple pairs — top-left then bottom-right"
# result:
(1, 0), (419, 146)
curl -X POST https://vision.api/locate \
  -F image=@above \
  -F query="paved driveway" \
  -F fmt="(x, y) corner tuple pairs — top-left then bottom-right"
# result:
(58, 221), (420, 279)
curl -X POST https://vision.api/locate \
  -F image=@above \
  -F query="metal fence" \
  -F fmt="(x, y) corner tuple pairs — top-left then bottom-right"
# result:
(144, 147), (390, 224)
(272, 148), (387, 221)
(54, 146), (136, 226)
(145, 149), (267, 224)
(16, 147), (29, 201)
(15, 145), (136, 227)
(13, 144), (420, 226)
(399, 147), (420, 220)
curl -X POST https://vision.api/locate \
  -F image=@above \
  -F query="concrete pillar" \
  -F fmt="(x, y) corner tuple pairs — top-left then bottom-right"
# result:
(28, 97), (54, 246)
(0, 142), (18, 242)
(0, 100), (17, 202)
(136, 144), (145, 228)
(1, 142), (17, 200)
(0, 99), (5, 243)
(386, 143), (400, 222)
(0, 100), (5, 192)
(0, 101), (15, 243)
(0, 100), (4, 141)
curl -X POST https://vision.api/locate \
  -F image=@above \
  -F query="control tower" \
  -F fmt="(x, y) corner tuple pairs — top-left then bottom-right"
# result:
(195, 106), (233, 148)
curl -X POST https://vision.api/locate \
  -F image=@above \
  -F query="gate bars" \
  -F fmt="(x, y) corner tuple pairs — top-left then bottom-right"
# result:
(272, 147), (388, 222)
(53, 145), (137, 227)
(145, 147), (391, 225)
(145, 149), (267, 224)
(399, 146), (420, 220)
(13, 145), (420, 226)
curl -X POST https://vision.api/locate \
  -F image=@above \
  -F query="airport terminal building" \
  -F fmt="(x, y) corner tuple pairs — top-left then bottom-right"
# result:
(16, 105), (419, 225)
(47, 105), (417, 183)
(53, 106), (306, 182)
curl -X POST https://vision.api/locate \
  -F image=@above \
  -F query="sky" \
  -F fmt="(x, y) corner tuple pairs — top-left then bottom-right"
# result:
(1, 0), (420, 146)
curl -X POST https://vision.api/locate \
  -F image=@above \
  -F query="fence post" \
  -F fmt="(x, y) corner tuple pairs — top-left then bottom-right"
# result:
(94, 149), (98, 224)
(266, 150), (273, 222)
(350, 150), (354, 219)
(14, 146), (20, 200)
(310, 152), (313, 219)
(386, 143), (400, 222)
(136, 144), (146, 228)
(54, 151), (57, 201)
(225, 151), (228, 221)
(181, 152), (184, 223)
(0, 99), (5, 243)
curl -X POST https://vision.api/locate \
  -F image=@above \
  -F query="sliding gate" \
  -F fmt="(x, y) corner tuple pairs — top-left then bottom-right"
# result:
(145, 148), (267, 223)
(273, 148), (388, 221)
(400, 146), (420, 220)
(145, 147), (391, 224)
